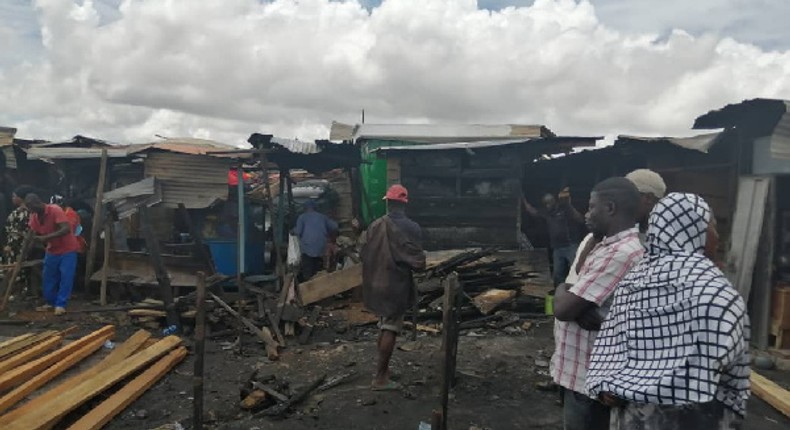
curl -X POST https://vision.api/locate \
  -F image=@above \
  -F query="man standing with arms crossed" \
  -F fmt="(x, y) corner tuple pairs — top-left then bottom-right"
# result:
(550, 178), (644, 430)
(362, 185), (426, 391)
(26, 194), (81, 316)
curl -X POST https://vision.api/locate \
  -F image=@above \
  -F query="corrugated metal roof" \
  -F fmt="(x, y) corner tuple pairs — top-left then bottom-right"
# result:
(349, 123), (555, 143)
(24, 146), (146, 160)
(616, 132), (723, 153)
(693, 98), (790, 159)
(145, 137), (244, 158)
(144, 152), (231, 209)
(329, 121), (354, 141)
(374, 136), (599, 153)
(102, 177), (162, 219)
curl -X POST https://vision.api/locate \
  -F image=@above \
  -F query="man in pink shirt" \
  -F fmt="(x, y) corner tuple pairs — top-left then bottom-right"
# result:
(550, 178), (645, 430)
(26, 194), (81, 315)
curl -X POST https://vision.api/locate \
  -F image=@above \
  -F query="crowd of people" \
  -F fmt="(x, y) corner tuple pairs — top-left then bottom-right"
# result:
(357, 171), (750, 430)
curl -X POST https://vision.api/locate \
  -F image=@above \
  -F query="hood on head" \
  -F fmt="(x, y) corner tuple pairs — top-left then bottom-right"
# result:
(646, 192), (711, 255)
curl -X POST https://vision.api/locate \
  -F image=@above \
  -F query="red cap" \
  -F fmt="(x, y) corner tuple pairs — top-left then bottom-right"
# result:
(383, 184), (409, 203)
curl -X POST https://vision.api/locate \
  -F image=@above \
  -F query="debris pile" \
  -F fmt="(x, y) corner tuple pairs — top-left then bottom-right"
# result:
(0, 326), (185, 429)
(413, 249), (551, 330)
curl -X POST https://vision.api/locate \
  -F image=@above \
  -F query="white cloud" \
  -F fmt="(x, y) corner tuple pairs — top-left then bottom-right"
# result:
(1, 0), (789, 145)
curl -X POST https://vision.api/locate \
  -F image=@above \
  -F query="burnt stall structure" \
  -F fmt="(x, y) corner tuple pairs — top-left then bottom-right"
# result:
(372, 136), (599, 250)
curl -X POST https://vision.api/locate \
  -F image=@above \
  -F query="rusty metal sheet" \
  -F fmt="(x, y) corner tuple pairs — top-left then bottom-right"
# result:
(144, 152), (231, 208)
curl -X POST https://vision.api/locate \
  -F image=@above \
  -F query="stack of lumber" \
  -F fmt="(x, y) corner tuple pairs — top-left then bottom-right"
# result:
(0, 326), (185, 429)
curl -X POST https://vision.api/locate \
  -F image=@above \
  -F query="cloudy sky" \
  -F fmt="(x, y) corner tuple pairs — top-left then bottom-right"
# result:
(1, 0), (789, 146)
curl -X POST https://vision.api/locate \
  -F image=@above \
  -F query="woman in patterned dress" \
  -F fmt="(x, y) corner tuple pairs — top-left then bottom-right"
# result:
(3, 186), (36, 287)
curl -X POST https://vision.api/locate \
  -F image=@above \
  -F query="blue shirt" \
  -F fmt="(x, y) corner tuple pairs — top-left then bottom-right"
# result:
(295, 211), (338, 258)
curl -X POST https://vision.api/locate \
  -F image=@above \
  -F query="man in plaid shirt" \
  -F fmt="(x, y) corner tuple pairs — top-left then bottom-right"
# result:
(550, 177), (644, 430)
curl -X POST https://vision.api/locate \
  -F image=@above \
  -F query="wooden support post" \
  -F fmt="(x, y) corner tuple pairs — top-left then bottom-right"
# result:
(0, 230), (35, 312)
(85, 149), (109, 292)
(193, 272), (207, 430)
(436, 273), (460, 430)
(139, 206), (179, 331)
(100, 217), (111, 306)
(236, 166), (247, 297)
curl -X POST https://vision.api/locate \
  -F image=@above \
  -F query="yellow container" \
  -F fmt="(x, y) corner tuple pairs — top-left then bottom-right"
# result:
(545, 293), (554, 316)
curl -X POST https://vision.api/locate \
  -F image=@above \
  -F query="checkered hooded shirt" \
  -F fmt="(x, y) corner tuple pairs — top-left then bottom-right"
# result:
(586, 193), (751, 416)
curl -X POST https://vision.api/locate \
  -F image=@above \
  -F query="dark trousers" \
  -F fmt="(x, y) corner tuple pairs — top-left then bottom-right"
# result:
(299, 255), (324, 281)
(552, 245), (578, 286)
(562, 388), (610, 430)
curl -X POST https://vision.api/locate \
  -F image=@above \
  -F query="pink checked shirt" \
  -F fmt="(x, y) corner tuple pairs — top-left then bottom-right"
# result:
(550, 227), (644, 394)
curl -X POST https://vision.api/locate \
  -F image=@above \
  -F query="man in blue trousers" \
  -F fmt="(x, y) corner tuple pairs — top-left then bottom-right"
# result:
(26, 194), (80, 316)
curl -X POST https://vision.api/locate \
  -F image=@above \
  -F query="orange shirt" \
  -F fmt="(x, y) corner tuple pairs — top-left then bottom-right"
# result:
(29, 205), (81, 255)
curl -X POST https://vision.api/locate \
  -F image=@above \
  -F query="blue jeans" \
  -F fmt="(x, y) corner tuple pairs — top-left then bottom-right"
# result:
(552, 245), (578, 286)
(43, 252), (77, 308)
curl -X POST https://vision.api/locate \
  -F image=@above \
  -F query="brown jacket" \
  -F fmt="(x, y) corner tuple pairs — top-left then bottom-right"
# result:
(361, 214), (426, 318)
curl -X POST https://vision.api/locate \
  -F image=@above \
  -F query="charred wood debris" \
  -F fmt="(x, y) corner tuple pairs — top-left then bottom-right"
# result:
(115, 248), (549, 417)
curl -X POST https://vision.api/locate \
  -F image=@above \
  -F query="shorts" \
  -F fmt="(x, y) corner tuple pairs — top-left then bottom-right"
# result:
(378, 315), (404, 333)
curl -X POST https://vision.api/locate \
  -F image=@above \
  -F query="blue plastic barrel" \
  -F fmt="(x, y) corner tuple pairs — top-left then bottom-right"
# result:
(205, 240), (264, 276)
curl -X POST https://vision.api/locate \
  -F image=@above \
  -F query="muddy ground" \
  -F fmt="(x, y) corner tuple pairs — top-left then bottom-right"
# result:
(2, 293), (789, 430)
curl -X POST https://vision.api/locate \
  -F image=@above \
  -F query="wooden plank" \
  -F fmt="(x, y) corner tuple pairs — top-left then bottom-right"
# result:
(0, 334), (34, 351)
(0, 326), (114, 392)
(0, 335), (107, 414)
(65, 347), (187, 430)
(751, 372), (790, 418)
(750, 178), (775, 349)
(0, 335), (63, 375)
(725, 176), (771, 299)
(128, 309), (167, 318)
(297, 264), (362, 306)
(3, 335), (182, 430)
(85, 149), (109, 291)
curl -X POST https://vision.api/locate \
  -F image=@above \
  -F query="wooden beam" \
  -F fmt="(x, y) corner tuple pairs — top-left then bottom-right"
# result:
(84, 149), (109, 292)
(751, 371), (790, 418)
(3, 335), (182, 430)
(0, 333), (33, 351)
(65, 347), (187, 430)
(0, 335), (63, 375)
(296, 264), (362, 306)
(0, 335), (106, 414)
(193, 272), (207, 430)
(0, 325), (114, 392)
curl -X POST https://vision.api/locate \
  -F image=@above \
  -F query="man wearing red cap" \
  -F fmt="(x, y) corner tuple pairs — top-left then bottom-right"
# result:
(362, 184), (426, 391)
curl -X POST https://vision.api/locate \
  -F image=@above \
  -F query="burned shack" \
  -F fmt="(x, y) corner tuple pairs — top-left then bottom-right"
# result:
(336, 123), (599, 250)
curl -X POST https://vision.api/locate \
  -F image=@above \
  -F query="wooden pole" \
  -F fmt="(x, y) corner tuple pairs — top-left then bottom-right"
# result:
(99, 217), (111, 306)
(436, 273), (460, 430)
(85, 149), (109, 292)
(236, 166), (246, 297)
(0, 231), (35, 312)
(193, 272), (206, 430)
(139, 206), (179, 331)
